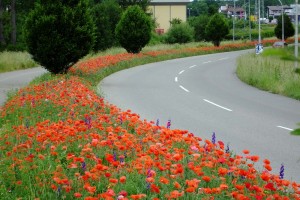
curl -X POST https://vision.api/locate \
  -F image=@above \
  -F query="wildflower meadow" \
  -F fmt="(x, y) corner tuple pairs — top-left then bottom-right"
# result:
(0, 40), (299, 200)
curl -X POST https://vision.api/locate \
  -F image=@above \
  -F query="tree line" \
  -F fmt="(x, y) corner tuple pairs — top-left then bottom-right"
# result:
(0, 0), (150, 51)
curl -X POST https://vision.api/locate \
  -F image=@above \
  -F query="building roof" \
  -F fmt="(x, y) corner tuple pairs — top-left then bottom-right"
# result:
(227, 7), (245, 12)
(150, 0), (190, 5)
(267, 5), (290, 11)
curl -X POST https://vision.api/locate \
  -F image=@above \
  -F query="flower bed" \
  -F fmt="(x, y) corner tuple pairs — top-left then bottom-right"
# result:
(0, 40), (300, 199)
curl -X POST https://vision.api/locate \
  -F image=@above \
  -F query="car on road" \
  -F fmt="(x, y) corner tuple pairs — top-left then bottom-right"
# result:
(273, 41), (288, 48)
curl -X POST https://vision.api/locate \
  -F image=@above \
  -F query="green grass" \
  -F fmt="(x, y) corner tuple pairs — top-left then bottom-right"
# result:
(236, 47), (300, 100)
(0, 51), (37, 73)
(291, 129), (300, 135)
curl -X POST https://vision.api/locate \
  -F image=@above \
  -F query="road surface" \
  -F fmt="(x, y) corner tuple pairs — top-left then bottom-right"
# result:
(100, 50), (300, 182)
(0, 67), (47, 106)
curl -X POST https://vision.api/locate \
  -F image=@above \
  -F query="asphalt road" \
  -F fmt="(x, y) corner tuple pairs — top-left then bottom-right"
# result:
(0, 67), (47, 106)
(99, 50), (300, 183)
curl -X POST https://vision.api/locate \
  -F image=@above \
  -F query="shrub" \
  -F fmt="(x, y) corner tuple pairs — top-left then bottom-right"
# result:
(24, 0), (95, 74)
(205, 13), (229, 46)
(170, 18), (182, 26)
(275, 14), (295, 40)
(115, 5), (152, 53)
(165, 23), (194, 44)
(92, 0), (122, 51)
(188, 15), (210, 42)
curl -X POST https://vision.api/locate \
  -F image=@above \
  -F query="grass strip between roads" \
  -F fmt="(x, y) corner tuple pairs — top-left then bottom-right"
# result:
(1, 39), (300, 199)
(0, 51), (37, 73)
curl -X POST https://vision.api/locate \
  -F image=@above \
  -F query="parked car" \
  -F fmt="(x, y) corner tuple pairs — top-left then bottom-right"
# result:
(273, 41), (288, 48)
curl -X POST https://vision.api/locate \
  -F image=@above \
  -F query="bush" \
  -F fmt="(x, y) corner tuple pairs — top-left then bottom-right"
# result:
(115, 5), (152, 53)
(225, 29), (275, 40)
(24, 0), (95, 74)
(92, 0), (122, 51)
(205, 14), (229, 46)
(188, 15), (210, 42)
(165, 23), (194, 44)
(275, 14), (295, 40)
(170, 18), (182, 26)
(226, 18), (256, 29)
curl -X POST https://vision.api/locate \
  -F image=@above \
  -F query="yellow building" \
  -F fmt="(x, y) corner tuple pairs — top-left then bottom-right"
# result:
(149, 0), (190, 34)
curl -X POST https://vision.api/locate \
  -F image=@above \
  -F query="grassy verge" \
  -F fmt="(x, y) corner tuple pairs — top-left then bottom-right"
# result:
(1, 40), (299, 199)
(0, 51), (37, 73)
(236, 46), (300, 100)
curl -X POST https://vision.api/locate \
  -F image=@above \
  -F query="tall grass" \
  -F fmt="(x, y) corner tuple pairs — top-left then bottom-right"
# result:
(0, 51), (37, 73)
(81, 39), (253, 61)
(236, 47), (300, 100)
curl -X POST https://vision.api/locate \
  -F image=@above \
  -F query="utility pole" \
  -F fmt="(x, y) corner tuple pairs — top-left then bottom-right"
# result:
(258, 0), (261, 43)
(278, 0), (284, 43)
(233, 0), (236, 41)
(249, 0), (252, 41)
(295, 0), (298, 69)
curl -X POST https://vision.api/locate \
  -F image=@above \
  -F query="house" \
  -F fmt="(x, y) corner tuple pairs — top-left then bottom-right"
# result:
(219, 4), (245, 19)
(267, 5), (291, 19)
(148, 0), (190, 34)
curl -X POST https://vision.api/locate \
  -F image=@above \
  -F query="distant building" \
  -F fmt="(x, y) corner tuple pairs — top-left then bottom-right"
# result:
(149, 0), (190, 34)
(219, 4), (245, 19)
(267, 5), (291, 19)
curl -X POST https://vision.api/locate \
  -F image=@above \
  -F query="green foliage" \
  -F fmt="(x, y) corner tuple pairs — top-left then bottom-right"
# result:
(118, 0), (150, 11)
(188, 15), (210, 42)
(275, 14), (295, 40)
(291, 129), (300, 135)
(226, 28), (274, 40)
(148, 31), (164, 45)
(24, 0), (95, 74)
(207, 3), (219, 16)
(115, 5), (152, 53)
(0, 51), (36, 73)
(237, 47), (300, 100)
(165, 23), (194, 44)
(170, 18), (182, 26)
(205, 13), (229, 46)
(92, 0), (122, 51)
(187, 1), (208, 17)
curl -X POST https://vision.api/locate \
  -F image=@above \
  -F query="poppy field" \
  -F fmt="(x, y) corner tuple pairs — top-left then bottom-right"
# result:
(0, 40), (300, 199)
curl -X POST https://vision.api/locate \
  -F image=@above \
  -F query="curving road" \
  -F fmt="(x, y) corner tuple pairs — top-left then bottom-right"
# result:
(0, 67), (47, 106)
(99, 50), (300, 182)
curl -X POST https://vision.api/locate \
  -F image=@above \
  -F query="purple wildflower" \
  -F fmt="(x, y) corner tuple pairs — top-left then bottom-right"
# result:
(226, 143), (230, 153)
(113, 150), (117, 161)
(119, 115), (123, 125)
(212, 132), (216, 144)
(279, 163), (285, 179)
(167, 119), (171, 129)
(81, 162), (86, 172)
(25, 119), (30, 128)
(156, 119), (159, 126)
(84, 115), (92, 129)
(146, 168), (152, 190)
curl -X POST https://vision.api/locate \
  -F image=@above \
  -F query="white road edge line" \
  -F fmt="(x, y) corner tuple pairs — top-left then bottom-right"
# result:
(203, 99), (232, 112)
(218, 57), (229, 61)
(277, 126), (294, 131)
(179, 70), (185, 75)
(179, 85), (189, 92)
(203, 61), (212, 64)
(189, 65), (197, 69)
(175, 77), (178, 82)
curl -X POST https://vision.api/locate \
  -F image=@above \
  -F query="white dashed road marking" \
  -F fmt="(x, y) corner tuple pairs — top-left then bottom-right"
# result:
(203, 99), (233, 112)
